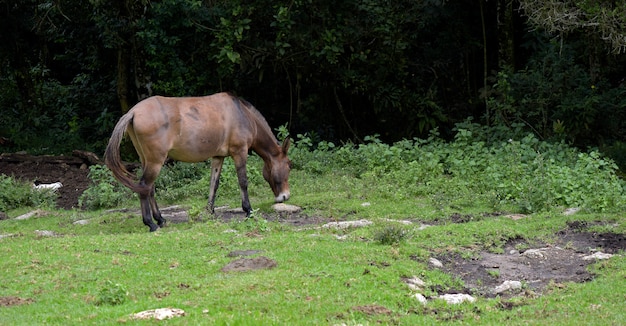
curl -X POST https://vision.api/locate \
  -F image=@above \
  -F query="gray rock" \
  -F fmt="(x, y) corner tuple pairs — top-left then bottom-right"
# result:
(493, 280), (522, 294)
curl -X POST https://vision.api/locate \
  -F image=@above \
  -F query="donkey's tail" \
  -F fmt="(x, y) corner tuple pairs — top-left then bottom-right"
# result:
(104, 111), (141, 193)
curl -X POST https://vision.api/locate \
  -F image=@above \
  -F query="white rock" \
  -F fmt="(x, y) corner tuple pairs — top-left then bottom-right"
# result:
(131, 308), (185, 320)
(73, 219), (90, 225)
(505, 214), (527, 220)
(382, 218), (412, 225)
(582, 252), (614, 261)
(403, 276), (426, 291)
(521, 248), (547, 259)
(563, 207), (581, 216)
(321, 219), (372, 229)
(361, 202), (371, 207)
(438, 293), (476, 304)
(413, 293), (428, 305)
(493, 280), (522, 294)
(272, 203), (302, 213)
(15, 210), (43, 220)
(33, 182), (63, 191)
(34, 230), (57, 237)
(417, 224), (432, 230)
(429, 257), (443, 268)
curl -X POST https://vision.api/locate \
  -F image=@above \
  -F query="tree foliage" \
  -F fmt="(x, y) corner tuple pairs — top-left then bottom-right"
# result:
(0, 0), (625, 163)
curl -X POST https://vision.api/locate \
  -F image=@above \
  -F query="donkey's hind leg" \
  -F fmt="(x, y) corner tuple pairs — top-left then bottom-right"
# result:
(149, 186), (165, 227)
(138, 185), (159, 232)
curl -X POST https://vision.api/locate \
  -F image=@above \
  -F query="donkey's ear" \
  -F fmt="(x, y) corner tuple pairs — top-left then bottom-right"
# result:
(282, 137), (291, 153)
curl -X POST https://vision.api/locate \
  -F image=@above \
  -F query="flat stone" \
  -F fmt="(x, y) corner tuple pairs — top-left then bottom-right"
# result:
(15, 210), (44, 220)
(563, 207), (581, 216)
(438, 293), (476, 304)
(272, 203), (302, 213)
(582, 252), (614, 260)
(34, 230), (57, 237)
(521, 248), (548, 259)
(131, 308), (185, 320)
(429, 257), (443, 268)
(413, 293), (428, 305)
(493, 280), (522, 294)
(403, 276), (426, 291)
(321, 219), (372, 229)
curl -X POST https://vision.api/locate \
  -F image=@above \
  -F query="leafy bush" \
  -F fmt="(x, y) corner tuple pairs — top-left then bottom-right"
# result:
(0, 175), (57, 211)
(79, 165), (133, 209)
(95, 280), (127, 306)
(292, 124), (626, 214)
(374, 225), (409, 245)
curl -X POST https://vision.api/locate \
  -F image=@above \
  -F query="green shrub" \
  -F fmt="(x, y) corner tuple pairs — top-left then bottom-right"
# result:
(0, 175), (57, 211)
(79, 165), (133, 209)
(374, 225), (409, 245)
(95, 280), (127, 306)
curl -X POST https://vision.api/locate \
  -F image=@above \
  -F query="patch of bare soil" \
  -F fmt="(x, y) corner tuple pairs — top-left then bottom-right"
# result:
(0, 296), (34, 307)
(436, 223), (625, 298)
(0, 153), (93, 209)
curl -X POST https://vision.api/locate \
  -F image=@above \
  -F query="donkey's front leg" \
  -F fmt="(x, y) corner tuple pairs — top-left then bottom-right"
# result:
(232, 154), (252, 217)
(207, 157), (225, 214)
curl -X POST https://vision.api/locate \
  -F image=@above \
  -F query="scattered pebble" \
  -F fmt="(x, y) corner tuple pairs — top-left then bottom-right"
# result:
(73, 219), (90, 225)
(403, 276), (426, 291)
(563, 207), (581, 216)
(272, 203), (302, 213)
(321, 219), (373, 229)
(34, 230), (57, 237)
(361, 202), (371, 207)
(582, 252), (614, 261)
(15, 210), (44, 220)
(417, 224), (432, 230)
(413, 293), (428, 305)
(382, 218), (412, 225)
(438, 293), (476, 304)
(428, 257), (443, 268)
(0, 234), (17, 240)
(521, 248), (547, 259)
(505, 214), (527, 220)
(493, 280), (522, 294)
(131, 308), (185, 320)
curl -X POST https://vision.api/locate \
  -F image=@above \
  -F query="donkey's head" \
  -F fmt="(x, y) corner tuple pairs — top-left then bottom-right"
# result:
(263, 137), (292, 202)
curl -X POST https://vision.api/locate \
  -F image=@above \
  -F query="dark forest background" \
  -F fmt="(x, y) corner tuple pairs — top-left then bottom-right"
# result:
(1, 0), (625, 164)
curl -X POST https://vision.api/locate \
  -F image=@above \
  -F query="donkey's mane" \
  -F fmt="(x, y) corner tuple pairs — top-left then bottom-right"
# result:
(233, 95), (277, 143)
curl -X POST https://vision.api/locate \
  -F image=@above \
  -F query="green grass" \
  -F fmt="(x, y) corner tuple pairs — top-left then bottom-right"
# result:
(2, 132), (626, 324)
(1, 199), (624, 325)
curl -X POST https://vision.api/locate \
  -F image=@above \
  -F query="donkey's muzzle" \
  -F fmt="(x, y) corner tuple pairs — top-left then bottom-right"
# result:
(275, 191), (290, 203)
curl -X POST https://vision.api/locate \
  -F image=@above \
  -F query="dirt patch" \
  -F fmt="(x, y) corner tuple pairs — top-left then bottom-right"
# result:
(221, 256), (278, 272)
(0, 154), (91, 210)
(436, 225), (625, 298)
(0, 296), (34, 307)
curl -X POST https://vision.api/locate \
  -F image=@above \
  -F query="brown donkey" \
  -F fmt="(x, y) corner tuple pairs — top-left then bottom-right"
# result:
(105, 92), (291, 231)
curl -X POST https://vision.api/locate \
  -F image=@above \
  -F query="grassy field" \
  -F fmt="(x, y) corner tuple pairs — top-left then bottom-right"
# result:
(1, 166), (625, 325)
(2, 132), (626, 324)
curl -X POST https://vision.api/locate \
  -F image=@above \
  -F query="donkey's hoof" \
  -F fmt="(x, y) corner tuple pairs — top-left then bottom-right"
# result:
(148, 225), (160, 232)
